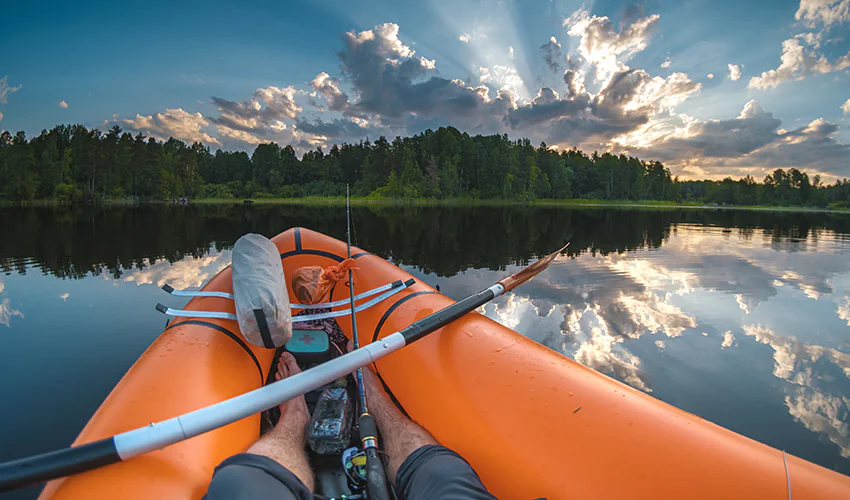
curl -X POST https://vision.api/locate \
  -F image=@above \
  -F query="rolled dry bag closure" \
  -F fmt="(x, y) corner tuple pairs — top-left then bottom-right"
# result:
(232, 233), (293, 348)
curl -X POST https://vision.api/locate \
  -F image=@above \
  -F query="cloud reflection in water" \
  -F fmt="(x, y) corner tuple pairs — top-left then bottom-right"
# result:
(0, 276), (24, 328)
(121, 250), (232, 290)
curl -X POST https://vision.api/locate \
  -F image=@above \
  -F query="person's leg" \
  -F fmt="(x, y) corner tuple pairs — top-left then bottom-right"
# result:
(245, 351), (314, 490)
(359, 364), (438, 483)
(205, 352), (314, 500)
(349, 341), (495, 499)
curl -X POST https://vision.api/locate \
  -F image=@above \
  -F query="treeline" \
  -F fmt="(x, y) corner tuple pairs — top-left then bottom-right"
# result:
(3, 205), (847, 280)
(1, 125), (849, 207)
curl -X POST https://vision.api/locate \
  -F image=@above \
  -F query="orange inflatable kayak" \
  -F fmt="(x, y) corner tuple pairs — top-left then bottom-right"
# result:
(40, 228), (850, 499)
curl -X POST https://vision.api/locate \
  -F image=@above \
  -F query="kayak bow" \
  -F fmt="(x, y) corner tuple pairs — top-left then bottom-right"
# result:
(0, 242), (568, 492)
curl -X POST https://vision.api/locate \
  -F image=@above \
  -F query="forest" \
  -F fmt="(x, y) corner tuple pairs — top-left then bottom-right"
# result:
(1, 124), (848, 207)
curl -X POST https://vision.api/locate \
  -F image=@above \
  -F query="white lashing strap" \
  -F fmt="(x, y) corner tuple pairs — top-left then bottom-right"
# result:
(157, 279), (414, 322)
(161, 281), (404, 309)
(161, 284), (234, 299)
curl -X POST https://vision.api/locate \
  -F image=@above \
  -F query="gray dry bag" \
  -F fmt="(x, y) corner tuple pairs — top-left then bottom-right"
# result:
(232, 233), (292, 348)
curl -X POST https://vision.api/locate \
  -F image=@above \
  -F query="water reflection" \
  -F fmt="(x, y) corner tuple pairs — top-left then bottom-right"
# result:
(121, 251), (232, 289)
(1, 205), (850, 484)
(0, 275), (24, 328)
(2, 205), (850, 279)
(839, 295), (850, 326)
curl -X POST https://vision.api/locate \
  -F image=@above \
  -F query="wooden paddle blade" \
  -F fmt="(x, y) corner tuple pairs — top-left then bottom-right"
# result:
(497, 243), (569, 292)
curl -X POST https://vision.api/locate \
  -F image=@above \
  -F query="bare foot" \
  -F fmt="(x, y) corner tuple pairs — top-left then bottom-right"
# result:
(346, 339), (437, 483)
(275, 352), (310, 427)
(246, 351), (314, 490)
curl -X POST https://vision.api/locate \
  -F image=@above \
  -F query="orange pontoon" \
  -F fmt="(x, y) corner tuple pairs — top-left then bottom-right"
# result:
(41, 228), (850, 499)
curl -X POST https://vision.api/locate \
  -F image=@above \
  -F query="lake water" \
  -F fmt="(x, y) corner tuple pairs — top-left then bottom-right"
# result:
(2, 204), (850, 498)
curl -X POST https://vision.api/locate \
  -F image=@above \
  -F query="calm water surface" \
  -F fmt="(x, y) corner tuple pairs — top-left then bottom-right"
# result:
(2, 204), (850, 498)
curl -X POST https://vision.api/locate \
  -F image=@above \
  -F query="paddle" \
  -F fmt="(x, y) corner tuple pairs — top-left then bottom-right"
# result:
(0, 241), (568, 492)
(345, 186), (392, 500)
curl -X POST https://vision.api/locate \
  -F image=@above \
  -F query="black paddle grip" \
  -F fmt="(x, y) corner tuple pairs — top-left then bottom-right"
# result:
(0, 438), (121, 492)
(400, 288), (496, 344)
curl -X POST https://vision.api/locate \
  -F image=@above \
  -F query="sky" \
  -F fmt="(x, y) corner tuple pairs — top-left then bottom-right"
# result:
(1, 0), (849, 180)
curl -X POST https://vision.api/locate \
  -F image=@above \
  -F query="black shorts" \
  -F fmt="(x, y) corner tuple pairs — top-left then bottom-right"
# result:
(204, 444), (496, 500)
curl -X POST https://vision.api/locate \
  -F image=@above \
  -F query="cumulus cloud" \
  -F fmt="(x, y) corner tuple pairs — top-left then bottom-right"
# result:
(748, 36), (838, 89)
(333, 22), (509, 126)
(58, 100), (68, 109)
(540, 36), (563, 72)
(795, 0), (850, 28)
(122, 108), (221, 146)
(728, 64), (742, 81)
(635, 100), (781, 160)
(310, 72), (349, 113)
(706, 73), (714, 79)
(734, 117), (850, 177)
(619, 94), (850, 178)
(750, 1), (850, 91)
(143, 15), (703, 157)
(589, 69), (701, 143)
(107, 12), (848, 175)
(479, 65), (525, 92)
(842, 98), (850, 115)
(508, 46), (515, 59)
(565, 9), (660, 83)
(209, 86), (303, 144)
(660, 57), (672, 68)
(721, 331), (735, 348)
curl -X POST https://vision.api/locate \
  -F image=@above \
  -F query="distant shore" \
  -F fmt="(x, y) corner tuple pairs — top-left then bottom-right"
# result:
(3, 197), (849, 214)
(194, 197), (850, 213)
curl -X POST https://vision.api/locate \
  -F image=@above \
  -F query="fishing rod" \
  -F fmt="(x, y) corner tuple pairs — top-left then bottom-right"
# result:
(346, 185), (392, 500)
(0, 241), (568, 493)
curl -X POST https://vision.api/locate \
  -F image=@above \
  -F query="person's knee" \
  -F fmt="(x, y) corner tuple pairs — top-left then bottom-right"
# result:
(204, 453), (312, 500)
(397, 445), (496, 500)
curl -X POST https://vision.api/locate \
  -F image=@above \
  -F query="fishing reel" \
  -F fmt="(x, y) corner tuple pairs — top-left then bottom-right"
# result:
(342, 447), (368, 488)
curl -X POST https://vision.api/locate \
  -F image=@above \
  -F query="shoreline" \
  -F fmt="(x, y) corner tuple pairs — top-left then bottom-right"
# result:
(2, 197), (849, 214)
